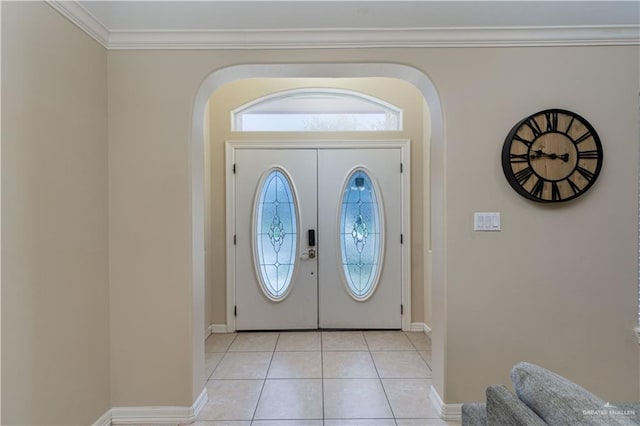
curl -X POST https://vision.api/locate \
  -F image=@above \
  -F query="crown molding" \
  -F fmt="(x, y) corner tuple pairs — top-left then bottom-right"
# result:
(108, 26), (640, 50)
(47, 1), (639, 50)
(47, 1), (109, 48)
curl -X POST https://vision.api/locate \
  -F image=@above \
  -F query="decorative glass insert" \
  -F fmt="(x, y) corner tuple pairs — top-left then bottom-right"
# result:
(254, 169), (298, 301)
(339, 169), (383, 300)
(233, 88), (402, 132)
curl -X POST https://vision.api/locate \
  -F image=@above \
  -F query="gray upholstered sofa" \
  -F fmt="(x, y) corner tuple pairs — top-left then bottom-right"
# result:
(462, 362), (639, 425)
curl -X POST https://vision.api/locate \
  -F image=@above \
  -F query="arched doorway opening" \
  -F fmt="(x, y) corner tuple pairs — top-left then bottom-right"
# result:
(190, 63), (446, 412)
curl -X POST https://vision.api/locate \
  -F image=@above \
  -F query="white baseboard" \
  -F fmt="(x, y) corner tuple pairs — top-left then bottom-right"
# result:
(429, 385), (462, 422)
(410, 322), (432, 336)
(92, 409), (112, 426)
(94, 387), (208, 425)
(209, 323), (228, 334)
(424, 323), (432, 337)
(430, 384), (445, 418)
(191, 388), (210, 420)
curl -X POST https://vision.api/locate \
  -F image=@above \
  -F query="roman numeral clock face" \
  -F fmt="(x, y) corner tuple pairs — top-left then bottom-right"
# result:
(502, 109), (603, 203)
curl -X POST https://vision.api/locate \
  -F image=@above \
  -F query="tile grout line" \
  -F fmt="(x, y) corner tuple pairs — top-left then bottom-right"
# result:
(200, 333), (240, 423)
(408, 332), (435, 369)
(405, 331), (421, 351)
(405, 331), (434, 373)
(250, 332), (280, 423)
(363, 331), (399, 425)
(205, 331), (440, 425)
(205, 333), (238, 382)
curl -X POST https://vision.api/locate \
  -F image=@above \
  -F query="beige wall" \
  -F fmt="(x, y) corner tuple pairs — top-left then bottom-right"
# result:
(108, 46), (639, 407)
(1, 2), (110, 424)
(438, 47), (639, 402)
(108, 53), (198, 406)
(205, 77), (427, 328)
(3, 2), (637, 420)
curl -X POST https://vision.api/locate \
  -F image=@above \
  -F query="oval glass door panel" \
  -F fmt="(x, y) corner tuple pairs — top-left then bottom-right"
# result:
(339, 169), (384, 301)
(254, 168), (298, 301)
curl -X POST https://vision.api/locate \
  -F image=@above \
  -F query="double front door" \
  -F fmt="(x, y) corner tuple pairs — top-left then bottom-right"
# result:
(233, 147), (402, 330)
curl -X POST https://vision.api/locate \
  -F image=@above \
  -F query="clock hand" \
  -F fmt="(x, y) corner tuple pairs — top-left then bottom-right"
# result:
(530, 150), (570, 162)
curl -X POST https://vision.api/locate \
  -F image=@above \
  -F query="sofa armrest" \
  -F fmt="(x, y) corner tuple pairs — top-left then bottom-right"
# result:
(511, 362), (637, 425)
(486, 384), (547, 426)
(462, 402), (487, 426)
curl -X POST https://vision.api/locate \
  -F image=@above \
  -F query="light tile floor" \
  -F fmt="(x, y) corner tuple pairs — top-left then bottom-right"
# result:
(195, 330), (460, 426)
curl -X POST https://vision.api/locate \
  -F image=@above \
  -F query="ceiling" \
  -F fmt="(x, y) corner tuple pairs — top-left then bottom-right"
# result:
(49, 1), (640, 49)
(78, 1), (639, 31)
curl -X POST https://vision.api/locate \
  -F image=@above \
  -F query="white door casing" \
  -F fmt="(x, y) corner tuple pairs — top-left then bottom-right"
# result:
(226, 140), (411, 331)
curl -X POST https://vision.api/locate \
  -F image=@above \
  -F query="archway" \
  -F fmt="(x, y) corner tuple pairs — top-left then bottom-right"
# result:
(190, 63), (446, 410)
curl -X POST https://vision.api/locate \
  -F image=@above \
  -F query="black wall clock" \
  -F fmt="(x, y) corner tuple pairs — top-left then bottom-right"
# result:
(502, 109), (603, 203)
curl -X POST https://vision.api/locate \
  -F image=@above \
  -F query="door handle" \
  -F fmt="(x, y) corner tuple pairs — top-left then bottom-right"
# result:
(308, 229), (316, 247)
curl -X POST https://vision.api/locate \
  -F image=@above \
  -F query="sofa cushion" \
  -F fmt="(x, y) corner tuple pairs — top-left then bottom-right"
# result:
(511, 362), (637, 425)
(461, 402), (488, 426)
(486, 384), (546, 426)
(615, 403), (640, 424)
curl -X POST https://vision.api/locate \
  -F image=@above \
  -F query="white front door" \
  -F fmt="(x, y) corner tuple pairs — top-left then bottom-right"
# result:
(234, 149), (318, 330)
(233, 147), (402, 330)
(318, 149), (402, 329)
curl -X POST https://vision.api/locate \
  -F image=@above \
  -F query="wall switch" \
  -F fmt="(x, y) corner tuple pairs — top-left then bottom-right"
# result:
(474, 212), (501, 231)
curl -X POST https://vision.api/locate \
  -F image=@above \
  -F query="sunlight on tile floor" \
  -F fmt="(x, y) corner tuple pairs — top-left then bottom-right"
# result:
(193, 330), (460, 426)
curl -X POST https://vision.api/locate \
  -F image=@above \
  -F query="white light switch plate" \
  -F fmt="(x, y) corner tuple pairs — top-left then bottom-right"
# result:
(474, 212), (501, 231)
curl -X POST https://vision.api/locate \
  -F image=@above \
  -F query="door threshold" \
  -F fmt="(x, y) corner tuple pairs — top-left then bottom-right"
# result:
(236, 328), (402, 332)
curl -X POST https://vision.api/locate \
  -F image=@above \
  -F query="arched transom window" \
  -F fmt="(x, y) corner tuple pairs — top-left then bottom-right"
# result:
(232, 88), (403, 132)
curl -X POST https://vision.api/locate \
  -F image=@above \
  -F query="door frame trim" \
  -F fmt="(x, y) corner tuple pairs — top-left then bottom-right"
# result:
(225, 139), (411, 331)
